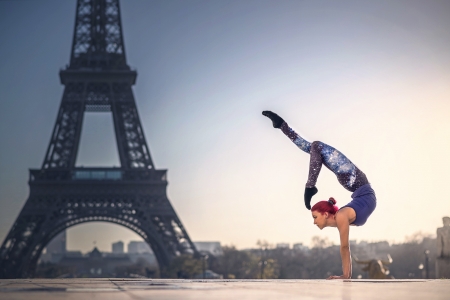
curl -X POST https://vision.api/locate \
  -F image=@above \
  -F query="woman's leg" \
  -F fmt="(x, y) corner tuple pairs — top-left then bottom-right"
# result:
(278, 121), (318, 209)
(262, 110), (369, 193)
(279, 122), (327, 188)
(309, 141), (368, 192)
(280, 122), (311, 154)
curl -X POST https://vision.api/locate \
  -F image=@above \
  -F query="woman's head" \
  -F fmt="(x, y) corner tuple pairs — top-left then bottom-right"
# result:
(311, 197), (339, 230)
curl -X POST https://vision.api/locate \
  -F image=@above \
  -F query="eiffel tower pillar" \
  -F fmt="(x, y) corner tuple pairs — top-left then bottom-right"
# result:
(0, 0), (197, 278)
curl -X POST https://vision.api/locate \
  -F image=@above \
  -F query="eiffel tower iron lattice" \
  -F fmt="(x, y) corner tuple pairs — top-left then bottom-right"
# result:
(0, 0), (198, 278)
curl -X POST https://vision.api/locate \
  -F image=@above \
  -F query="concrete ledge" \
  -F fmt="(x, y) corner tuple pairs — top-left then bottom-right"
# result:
(0, 278), (449, 300)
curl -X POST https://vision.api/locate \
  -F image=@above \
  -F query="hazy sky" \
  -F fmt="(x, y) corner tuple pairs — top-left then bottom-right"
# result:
(1, 0), (450, 254)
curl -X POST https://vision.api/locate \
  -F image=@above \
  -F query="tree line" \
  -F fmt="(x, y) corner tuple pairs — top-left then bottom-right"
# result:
(169, 234), (438, 279)
(36, 232), (439, 279)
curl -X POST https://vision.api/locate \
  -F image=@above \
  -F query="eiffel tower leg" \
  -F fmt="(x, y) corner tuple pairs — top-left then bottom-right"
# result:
(42, 83), (85, 169)
(111, 83), (154, 169)
(0, 194), (48, 278)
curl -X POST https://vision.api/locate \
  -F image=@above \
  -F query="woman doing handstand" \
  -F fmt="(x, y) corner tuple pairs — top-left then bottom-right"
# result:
(262, 110), (377, 280)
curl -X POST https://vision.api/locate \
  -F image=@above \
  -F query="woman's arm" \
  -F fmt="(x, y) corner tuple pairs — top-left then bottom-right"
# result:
(327, 211), (352, 279)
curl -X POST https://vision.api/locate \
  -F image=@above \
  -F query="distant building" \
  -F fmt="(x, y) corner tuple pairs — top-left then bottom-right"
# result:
(194, 242), (223, 256)
(58, 247), (132, 277)
(112, 241), (124, 254)
(276, 243), (290, 249)
(126, 253), (157, 266)
(64, 251), (83, 258)
(293, 243), (309, 252)
(128, 241), (152, 254)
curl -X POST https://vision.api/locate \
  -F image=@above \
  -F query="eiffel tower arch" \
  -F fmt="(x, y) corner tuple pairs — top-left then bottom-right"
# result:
(0, 0), (197, 278)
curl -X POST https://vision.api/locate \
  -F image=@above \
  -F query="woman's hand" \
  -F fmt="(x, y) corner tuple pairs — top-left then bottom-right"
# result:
(326, 275), (350, 280)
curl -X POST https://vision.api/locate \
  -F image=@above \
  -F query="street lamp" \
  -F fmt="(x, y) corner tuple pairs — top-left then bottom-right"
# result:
(418, 263), (424, 279)
(202, 254), (209, 279)
(259, 246), (268, 279)
(259, 260), (267, 279)
(424, 250), (430, 279)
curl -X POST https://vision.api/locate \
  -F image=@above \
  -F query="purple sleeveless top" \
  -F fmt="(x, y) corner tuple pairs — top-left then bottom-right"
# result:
(340, 184), (376, 226)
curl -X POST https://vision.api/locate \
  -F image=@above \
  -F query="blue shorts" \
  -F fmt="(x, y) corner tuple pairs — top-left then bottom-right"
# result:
(341, 184), (376, 226)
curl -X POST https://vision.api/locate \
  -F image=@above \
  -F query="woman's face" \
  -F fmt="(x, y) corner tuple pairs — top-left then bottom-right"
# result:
(311, 210), (328, 230)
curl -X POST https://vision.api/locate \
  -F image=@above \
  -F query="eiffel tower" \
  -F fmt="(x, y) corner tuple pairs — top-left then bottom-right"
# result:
(0, 0), (197, 278)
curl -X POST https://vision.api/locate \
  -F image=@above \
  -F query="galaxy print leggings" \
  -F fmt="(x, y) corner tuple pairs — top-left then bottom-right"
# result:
(280, 122), (369, 193)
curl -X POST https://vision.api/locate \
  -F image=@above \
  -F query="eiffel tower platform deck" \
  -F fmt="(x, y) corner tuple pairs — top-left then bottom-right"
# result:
(0, 279), (449, 300)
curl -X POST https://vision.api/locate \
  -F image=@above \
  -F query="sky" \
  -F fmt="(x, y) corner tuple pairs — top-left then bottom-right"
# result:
(0, 0), (450, 254)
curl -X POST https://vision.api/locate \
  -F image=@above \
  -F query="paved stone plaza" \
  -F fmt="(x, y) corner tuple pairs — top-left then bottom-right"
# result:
(0, 279), (449, 300)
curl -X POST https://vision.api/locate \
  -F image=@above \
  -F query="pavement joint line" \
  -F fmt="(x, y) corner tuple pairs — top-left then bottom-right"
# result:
(108, 278), (151, 300)
(343, 279), (428, 283)
(108, 279), (126, 292)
